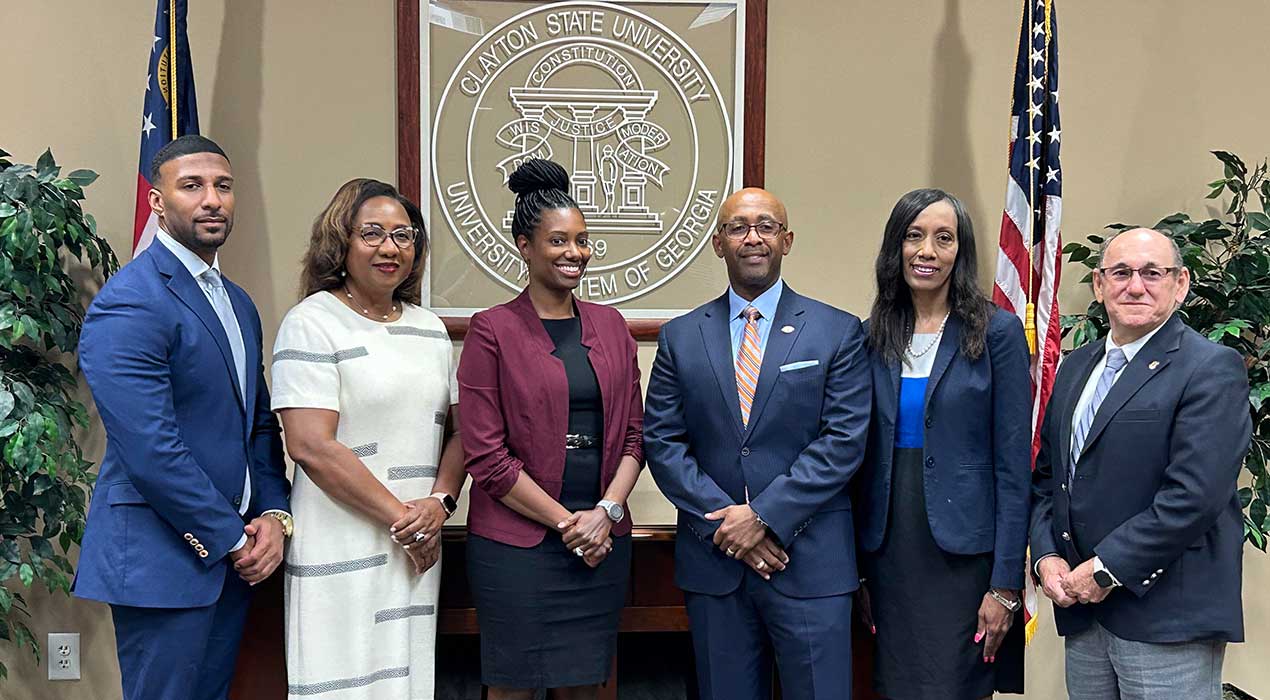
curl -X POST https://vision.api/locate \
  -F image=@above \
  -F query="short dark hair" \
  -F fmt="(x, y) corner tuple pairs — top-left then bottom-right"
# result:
(507, 159), (580, 240)
(868, 188), (991, 364)
(149, 134), (229, 184)
(299, 178), (428, 305)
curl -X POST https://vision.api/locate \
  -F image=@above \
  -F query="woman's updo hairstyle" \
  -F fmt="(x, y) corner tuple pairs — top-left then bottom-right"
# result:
(507, 158), (580, 240)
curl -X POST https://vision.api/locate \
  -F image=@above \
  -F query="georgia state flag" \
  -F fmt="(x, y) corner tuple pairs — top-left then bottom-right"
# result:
(133, 0), (200, 257)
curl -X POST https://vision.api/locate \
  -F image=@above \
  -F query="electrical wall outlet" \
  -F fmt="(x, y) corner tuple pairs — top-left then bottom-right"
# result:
(47, 632), (80, 681)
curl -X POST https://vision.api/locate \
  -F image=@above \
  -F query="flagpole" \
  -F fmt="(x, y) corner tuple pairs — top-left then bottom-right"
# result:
(169, 0), (178, 137)
(1023, 0), (1038, 356)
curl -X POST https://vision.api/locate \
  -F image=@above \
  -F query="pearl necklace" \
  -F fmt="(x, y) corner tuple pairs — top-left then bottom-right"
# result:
(907, 311), (950, 358)
(343, 285), (397, 321)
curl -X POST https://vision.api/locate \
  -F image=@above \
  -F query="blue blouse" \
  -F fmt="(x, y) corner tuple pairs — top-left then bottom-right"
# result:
(895, 332), (938, 449)
(896, 377), (928, 448)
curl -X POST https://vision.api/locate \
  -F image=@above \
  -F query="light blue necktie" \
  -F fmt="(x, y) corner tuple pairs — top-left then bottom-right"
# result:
(1069, 347), (1128, 477)
(200, 268), (250, 515)
(200, 268), (247, 409)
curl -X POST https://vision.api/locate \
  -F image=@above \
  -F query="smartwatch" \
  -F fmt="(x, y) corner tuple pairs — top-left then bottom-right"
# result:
(597, 499), (625, 523)
(428, 492), (458, 518)
(1092, 557), (1120, 588)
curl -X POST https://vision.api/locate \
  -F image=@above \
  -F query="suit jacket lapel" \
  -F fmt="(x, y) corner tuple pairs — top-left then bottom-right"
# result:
(226, 283), (256, 428)
(744, 290), (804, 439)
(923, 313), (961, 407)
(879, 359), (901, 423)
(1079, 316), (1182, 458)
(1059, 343), (1104, 479)
(578, 302), (612, 421)
(154, 245), (245, 413)
(508, 290), (566, 439)
(699, 293), (744, 438)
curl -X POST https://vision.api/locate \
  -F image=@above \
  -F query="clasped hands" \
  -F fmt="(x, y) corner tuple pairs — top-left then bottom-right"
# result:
(705, 504), (788, 581)
(559, 508), (615, 568)
(390, 498), (448, 575)
(1037, 556), (1110, 607)
(228, 515), (285, 585)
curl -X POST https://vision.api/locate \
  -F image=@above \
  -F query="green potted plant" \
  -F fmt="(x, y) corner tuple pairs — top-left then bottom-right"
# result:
(1062, 150), (1270, 551)
(0, 147), (119, 679)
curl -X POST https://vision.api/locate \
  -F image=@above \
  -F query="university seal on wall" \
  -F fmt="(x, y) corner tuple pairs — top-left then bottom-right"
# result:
(432, 1), (733, 304)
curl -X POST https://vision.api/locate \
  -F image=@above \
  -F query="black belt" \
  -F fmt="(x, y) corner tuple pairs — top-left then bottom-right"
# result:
(564, 433), (599, 449)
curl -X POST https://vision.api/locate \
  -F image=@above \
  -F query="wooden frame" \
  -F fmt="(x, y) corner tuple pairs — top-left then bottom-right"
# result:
(395, 0), (767, 340)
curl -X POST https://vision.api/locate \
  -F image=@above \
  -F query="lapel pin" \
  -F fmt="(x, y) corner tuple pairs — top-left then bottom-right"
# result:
(781, 325), (795, 334)
(1148, 360), (1159, 370)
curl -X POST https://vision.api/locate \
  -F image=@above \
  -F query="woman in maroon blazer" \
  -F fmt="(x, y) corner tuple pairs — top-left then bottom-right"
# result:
(457, 159), (644, 700)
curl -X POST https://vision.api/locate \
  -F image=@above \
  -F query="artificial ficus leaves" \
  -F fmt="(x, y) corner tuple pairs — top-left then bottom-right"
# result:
(0, 147), (117, 674)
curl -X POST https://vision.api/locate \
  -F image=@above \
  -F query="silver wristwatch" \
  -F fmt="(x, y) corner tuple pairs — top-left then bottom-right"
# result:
(597, 499), (625, 523)
(988, 588), (1022, 613)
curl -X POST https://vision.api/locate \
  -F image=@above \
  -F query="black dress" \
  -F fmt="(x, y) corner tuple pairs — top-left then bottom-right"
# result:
(466, 315), (632, 689)
(864, 370), (1024, 699)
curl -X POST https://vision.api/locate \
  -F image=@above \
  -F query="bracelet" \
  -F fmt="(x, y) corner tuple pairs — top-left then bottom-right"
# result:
(753, 511), (769, 530)
(988, 588), (1022, 613)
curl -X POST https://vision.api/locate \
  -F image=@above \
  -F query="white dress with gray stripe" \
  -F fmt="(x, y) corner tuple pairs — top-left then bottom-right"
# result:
(272, 292), (457, 699)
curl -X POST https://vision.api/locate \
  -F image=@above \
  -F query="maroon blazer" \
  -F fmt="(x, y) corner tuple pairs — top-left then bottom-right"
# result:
(458, 290), (644, 547)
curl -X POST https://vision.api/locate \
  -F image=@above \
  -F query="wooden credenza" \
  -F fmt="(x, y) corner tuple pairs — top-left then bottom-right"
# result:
(229, 525), (876, 699)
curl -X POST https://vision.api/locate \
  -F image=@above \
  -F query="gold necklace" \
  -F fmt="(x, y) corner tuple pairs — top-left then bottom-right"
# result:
(343, 285), (397, 321)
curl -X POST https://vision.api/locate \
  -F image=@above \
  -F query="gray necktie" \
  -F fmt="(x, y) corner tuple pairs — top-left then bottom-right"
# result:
(200, 268), (247, 410)
(1069, 347), (1128, 474)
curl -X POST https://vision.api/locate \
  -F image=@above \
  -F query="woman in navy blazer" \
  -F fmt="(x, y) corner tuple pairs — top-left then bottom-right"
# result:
(857, 189), (1032, 699)
(457, 159), (644, 699)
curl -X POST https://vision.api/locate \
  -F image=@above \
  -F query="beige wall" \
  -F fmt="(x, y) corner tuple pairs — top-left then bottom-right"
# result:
(2, 1), (1267, 698)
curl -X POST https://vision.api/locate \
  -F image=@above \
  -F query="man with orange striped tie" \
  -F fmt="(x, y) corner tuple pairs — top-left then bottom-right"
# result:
(645, 188), (872, 700)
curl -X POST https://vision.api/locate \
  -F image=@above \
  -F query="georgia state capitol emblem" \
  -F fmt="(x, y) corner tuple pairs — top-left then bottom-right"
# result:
(432, 1), (734, 304)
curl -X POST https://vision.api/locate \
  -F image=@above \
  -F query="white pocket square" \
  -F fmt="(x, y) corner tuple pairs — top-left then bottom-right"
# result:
(779, 360), (819, 372)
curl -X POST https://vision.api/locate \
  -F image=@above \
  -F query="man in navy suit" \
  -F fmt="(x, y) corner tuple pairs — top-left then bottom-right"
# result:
(1030, 228), (1250, 700)
(645, 188), (871, 700)
(77, 136), (291, 700)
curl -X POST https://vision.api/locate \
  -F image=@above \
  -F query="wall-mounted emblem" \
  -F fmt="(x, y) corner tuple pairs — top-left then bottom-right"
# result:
(432, 1), (734, 305)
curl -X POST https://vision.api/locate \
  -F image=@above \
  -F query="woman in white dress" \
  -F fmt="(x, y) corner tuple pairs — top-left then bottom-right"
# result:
(271, 178), (464, 699)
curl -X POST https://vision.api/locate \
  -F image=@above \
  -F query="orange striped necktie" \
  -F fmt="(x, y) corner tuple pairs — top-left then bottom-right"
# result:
(736, 306), (763, 426)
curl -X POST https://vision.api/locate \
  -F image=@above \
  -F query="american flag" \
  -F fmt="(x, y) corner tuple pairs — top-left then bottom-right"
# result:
(992, 0), (1062, 644)
(133, 0), (199, 257)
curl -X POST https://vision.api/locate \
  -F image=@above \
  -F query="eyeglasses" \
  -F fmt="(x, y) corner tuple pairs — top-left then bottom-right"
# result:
(356, 224), (419, 249)
(718, 220), (786, 239)
(1097, 265), (1181, 284)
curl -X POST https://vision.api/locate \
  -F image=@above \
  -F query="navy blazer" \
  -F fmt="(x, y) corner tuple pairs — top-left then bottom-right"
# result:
(644, 288), (871, 598)
(857, 308), (1032, 590)
(1029, 314), (1250, 643)
(75, 242), (289, 608)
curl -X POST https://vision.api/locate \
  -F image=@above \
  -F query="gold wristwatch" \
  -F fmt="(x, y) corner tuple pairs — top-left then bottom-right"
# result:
(264, 510), (294, 537)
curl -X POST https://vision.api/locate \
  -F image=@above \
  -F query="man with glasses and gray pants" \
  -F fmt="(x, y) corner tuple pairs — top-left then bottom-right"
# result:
(1030, 227), (1250, 699)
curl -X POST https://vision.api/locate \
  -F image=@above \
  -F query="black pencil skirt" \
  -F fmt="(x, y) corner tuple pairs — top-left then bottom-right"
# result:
(467, 528), (632, 689)
(863, 447), (1024, 700)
